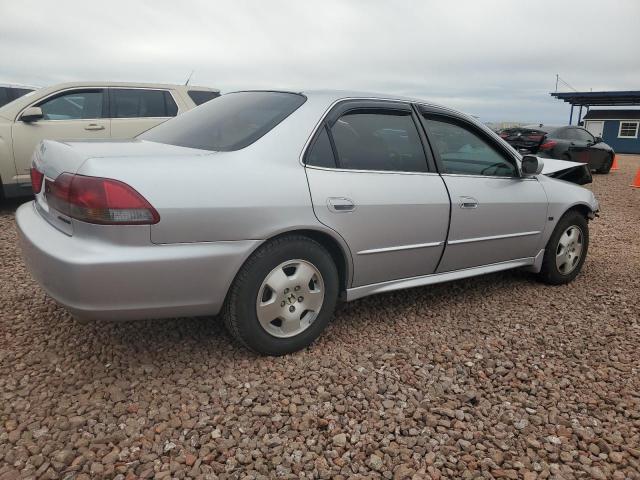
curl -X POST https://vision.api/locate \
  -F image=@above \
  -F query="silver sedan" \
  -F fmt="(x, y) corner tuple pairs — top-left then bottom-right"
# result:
(17, 90), (599, 355)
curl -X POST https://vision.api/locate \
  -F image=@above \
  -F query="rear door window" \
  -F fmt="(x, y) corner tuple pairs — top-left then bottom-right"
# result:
(305, 126), (337, 168)
(329, 110), (428, 172)
(188, 90), (220, 105)
(139, 91), (306, 151)
(110, 89), (178, 118)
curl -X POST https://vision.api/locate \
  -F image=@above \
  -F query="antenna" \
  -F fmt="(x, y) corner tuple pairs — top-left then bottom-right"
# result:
(185, 70), (194, 86)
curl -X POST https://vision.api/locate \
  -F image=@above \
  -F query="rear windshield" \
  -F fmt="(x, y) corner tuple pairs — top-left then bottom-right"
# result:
(139, 91), (306, 151)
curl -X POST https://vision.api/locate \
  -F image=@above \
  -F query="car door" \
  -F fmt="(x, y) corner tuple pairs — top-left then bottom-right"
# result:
(418, 108), (548, 273)
(304, 100), (450, 287)
(573, 127), (608, 169)
(109, 88), (179, 139)
(11, 88), (110, 184)
(565, 128), (592, 164)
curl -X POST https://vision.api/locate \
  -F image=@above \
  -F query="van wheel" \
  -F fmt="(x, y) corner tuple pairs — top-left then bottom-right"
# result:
(223, 235), (339, 355)
(538, 211), (589, 285)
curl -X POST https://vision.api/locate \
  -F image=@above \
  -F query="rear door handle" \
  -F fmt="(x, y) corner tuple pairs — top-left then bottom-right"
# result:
(327, 197), (355, 212)
(85, 124), (105, 131)
(459, 196), (478, 209)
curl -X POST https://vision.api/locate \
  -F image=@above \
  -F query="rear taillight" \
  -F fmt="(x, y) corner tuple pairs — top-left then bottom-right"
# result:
(539, 140), (557, 150)
(45, 173), (159, 225)
(30, 167), (44, 194)
(525, 134), (543, 142)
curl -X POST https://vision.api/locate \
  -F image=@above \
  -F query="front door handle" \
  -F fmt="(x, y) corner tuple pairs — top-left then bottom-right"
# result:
(459, 196), (478, 209)
(327, 197), (355, 213)
(85, 124), (105, 131)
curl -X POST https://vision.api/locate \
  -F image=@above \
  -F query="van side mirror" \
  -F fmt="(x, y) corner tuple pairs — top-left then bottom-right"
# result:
(20, 106), (43, 123)
(594, 136), (603, 144)
(521, 155), (544, 175)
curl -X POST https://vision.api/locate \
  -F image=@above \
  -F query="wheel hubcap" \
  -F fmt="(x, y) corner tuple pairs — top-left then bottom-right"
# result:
(555, 225), (583, 275)
(256, 259), (324, 338)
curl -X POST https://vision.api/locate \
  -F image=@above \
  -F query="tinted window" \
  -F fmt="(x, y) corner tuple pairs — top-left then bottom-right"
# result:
(0, 87), (8, 107)
(422, 116), (517, 177)
(306, 126), (336, 168)
(188, 90), (220, 105)
(111, 89), (177, 118)
(38, 89), (104, 120)
(140, 91), (306, 151)
(330, 111), (427, 172)
(11, 88), (33, 100)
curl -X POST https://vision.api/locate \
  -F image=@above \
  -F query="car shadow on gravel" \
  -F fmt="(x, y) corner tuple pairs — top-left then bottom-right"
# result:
(57, 267), (537, 364)
(0, 197), (29, 213)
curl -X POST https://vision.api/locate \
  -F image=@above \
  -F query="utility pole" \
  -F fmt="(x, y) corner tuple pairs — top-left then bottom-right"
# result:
(555, 74), (559, 93)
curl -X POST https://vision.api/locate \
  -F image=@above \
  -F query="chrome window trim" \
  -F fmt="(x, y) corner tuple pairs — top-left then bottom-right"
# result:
(299, 96), (440, 174)
(305, 164), (440, 176)
(357, 241), (444, 255)
(447, 230), (541, 245)
(16, 86), (175, 122)
(440, 173), (537, 181)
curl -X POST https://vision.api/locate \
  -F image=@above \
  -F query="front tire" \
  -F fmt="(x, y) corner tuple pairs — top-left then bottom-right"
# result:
(595, 154), (613, 174)
(538, 211), (589, 285)
(222, 235), (339, 355)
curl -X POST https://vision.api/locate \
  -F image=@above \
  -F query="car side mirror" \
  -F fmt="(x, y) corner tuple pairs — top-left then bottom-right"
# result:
(20, 106), (43, 123)
(521, 155), (544, 175)
(594, 136), (603, 144)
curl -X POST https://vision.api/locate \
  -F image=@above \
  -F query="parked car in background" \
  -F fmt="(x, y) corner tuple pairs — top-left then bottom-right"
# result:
(18, 90), (599, 355)
(499, 124), (615, 174)
(0, 84), (37, 108)
(0, 81), (220, 197)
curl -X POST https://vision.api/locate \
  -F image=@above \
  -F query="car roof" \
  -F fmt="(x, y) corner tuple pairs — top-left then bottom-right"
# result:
(0, 83), (38, 89)
(40, 81), (219, 91)
(225, 89), (474, 121)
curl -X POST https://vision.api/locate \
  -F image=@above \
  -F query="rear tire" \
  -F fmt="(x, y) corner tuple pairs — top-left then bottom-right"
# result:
(595, 154), (613, 174)
(537, 211), (589, 285)
(222, 235), (339, 355)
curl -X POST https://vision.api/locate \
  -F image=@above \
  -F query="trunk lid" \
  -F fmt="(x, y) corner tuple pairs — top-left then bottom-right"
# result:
(31, 139), (210, 234)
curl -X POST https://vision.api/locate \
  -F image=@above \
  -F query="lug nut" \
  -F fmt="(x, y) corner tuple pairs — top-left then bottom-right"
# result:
(284, 288), (289, 294)
(294, 286), (300, 291)
(298, 296), (304, 302)
(281, 301), (286, 307)
(289, 306), (295, 312)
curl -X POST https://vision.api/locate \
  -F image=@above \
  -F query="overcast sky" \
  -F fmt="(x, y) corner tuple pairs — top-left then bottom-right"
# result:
(2, 0), (639, 123)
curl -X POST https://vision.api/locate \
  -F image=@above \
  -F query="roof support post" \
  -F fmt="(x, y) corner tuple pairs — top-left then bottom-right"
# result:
(578, 105), (583, 125)
(569, 105), (574, 125)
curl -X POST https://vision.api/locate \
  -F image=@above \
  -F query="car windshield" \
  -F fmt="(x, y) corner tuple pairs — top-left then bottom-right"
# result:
(139, 91), (306, 151)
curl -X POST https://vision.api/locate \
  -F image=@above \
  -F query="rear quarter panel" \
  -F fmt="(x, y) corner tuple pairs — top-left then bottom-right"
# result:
(75, 99), (336, 246)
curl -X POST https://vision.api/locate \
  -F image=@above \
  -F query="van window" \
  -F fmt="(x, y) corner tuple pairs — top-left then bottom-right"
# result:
(110, 89), (178, 118)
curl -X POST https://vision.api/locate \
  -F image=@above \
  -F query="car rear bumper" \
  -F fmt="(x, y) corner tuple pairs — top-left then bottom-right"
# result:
(16, 202), (259, 321)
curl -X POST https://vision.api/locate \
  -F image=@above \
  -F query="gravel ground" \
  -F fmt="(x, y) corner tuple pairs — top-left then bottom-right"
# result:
(1, 156), (639, 480)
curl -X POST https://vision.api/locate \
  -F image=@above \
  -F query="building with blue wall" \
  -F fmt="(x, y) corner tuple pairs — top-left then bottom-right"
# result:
(583, 110), (640, 154)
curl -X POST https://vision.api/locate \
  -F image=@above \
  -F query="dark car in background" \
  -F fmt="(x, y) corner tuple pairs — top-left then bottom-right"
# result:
(499, 125), (615, 174)
(0, 84), (36, 108)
